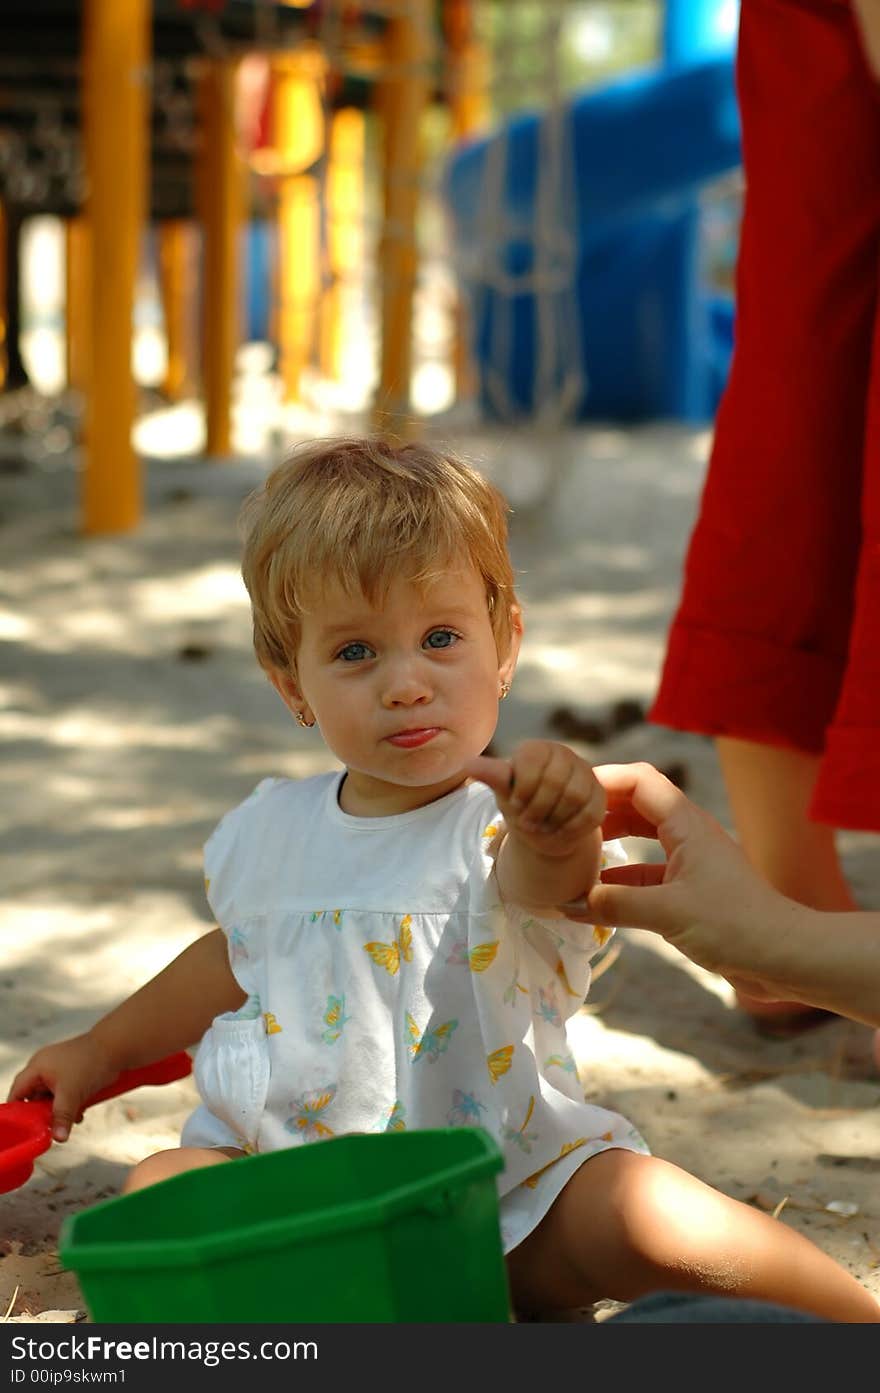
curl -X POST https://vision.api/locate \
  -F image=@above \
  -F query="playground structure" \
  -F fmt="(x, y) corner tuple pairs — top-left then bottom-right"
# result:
(445, 1), (740, 424)
(0, 1), (741, 535)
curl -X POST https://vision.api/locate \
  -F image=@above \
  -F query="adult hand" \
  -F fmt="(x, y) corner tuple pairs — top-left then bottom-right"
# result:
(580, 762), (801, 1004)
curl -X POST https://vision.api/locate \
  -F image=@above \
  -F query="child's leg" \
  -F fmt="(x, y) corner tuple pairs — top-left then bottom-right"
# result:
(506, 1150), (879, 1322)
(717, 738), (859, 1025)
(121, 1145), (245, 1194)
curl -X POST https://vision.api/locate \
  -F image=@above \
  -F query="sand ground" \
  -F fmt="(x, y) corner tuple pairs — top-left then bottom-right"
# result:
(3, 412), (880, 1322)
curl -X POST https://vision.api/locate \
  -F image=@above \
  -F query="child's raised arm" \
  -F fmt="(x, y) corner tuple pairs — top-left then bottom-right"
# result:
(466, 740), (606, 911)
(8, 928), (245, 1141)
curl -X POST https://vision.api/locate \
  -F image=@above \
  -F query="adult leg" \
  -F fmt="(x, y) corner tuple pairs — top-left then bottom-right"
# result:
(506, 1150), (879, 1322)
(810, 193), (880, 832)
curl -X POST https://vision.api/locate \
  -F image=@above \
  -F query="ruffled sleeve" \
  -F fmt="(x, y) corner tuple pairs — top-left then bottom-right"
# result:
(524, 837), (626, 1012)
(481, 813), (626, 1015)
(203, 777), (279, 993)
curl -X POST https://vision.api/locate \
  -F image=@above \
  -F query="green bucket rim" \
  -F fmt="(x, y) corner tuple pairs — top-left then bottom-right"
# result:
(60, 1129), (504, 1275)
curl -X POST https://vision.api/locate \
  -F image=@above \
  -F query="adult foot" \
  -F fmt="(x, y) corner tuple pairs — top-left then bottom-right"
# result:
(735, 991), (834, 1038)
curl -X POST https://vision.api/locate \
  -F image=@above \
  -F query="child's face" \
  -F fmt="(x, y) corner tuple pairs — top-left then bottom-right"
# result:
(271, 563), (520, 815)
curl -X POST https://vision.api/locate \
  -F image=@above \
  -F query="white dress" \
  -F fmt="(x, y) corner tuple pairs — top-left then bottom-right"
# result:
(183, 772), (649, 1252)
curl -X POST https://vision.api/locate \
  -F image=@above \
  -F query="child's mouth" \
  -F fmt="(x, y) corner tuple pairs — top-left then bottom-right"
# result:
(387, 728), (441, 748)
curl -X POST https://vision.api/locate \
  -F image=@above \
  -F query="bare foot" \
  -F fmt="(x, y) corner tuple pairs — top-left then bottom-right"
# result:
(735, 992), (833, 1038)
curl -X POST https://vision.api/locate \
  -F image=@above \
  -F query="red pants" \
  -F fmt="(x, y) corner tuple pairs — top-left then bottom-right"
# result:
(650, 0), (880, 830)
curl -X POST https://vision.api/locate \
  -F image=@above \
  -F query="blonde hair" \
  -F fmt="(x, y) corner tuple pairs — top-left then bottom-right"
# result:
(239, 437), (518, 673)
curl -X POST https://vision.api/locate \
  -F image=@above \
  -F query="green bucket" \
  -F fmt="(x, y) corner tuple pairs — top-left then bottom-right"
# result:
(60, 1128), (511, 1323)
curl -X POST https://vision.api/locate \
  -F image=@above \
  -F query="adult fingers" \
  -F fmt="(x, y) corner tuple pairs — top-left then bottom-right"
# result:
(595, 763), (717, 864)
(557, 862), (663, 919)
(601, 807), (660, 841)
(599, 862), (666, 888)
(587, 877), (675, 933)
(593, 763), (683, 834)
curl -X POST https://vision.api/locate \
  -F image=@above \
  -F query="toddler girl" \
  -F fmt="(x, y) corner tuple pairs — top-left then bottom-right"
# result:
(11, 439), (878, 1321)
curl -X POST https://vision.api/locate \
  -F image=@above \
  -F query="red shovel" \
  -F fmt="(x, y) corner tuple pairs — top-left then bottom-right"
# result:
(0, 1052), (193, 1194)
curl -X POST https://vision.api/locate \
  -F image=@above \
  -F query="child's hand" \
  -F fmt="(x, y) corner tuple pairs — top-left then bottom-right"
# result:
(467, 740), (606, 858)
(7, 1033), (121, 1142)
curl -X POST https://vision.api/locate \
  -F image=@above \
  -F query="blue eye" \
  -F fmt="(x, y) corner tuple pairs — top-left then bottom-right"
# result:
(424, 629), (458, 650)
(337, 642), (373, 663)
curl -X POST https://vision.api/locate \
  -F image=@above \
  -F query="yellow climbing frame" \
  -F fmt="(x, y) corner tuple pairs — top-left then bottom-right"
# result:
(81, 0), (150, 534)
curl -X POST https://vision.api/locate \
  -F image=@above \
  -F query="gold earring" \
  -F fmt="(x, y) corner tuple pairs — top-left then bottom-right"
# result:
(296, 710), (315, 728)
(499, 681), (511, 700)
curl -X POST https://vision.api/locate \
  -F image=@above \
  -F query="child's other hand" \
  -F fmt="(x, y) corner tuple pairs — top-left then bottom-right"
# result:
(467, 740), (606, 857)
(7, 1034), (121, 1142)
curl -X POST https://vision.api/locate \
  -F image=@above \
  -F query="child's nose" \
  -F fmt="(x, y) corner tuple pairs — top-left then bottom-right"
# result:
(382, 660), (432, 706)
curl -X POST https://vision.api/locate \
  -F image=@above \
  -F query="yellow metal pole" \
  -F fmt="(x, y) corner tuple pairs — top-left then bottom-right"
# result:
(272, 47), (324, 404)
(158, 219), (192, 401)
(319, 106), (364, 381)
(443, 0), (489, 398)
(444, 0), (489, 139)
(373, 0), (433, 434)
(65, 216), (91, 395)
(198, 59), (243, 456)
(81, 0), (149, 534)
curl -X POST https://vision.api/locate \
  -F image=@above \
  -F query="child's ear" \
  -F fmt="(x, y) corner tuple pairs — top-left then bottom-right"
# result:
(268, 667), (314, 727)
(499, 604), (523, 686)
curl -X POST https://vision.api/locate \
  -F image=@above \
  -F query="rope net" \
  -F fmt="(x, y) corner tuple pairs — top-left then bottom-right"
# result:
(295, 0), (662, 428)
(174, 0), (666, 431)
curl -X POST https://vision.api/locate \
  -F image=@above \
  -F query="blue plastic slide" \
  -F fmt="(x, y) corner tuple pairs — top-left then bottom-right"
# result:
(444, 4), (741, 423)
